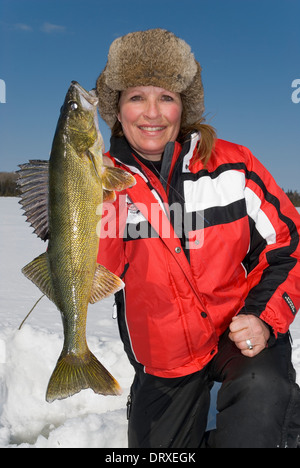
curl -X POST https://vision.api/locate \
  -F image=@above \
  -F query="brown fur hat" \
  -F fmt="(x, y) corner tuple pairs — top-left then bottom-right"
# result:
(96, 29), (204, 128)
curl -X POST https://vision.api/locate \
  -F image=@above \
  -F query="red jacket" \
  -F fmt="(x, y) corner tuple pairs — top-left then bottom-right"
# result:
(98, 133), (300, 378)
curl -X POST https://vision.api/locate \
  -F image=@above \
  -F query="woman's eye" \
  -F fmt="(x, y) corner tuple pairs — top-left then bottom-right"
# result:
(130, 95), (143, 102)
(161, 95), (174, 102)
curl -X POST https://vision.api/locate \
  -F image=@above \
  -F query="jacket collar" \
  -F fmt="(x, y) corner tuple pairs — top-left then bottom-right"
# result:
(109, 135), (138, 167)
(109, 134), (197, 180)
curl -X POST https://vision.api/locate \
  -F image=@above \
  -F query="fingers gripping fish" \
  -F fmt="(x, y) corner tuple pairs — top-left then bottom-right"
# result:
(17, 81), (136, 402)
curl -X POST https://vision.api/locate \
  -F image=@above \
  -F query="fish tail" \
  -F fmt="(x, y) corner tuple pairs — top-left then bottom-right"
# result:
(46, 351), (122, 403)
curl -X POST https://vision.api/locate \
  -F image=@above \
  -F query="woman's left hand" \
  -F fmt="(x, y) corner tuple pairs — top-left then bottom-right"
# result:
(229, 314), (271, 357)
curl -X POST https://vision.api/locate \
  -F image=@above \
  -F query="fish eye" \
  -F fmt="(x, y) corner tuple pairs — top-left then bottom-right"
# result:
(69, 101), (79, 110)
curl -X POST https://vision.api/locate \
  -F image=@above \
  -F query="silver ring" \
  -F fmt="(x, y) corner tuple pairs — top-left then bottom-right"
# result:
(246, 339), (253, 350)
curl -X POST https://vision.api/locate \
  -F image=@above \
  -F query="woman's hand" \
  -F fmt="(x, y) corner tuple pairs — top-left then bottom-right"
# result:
(229, 314), (271, 357)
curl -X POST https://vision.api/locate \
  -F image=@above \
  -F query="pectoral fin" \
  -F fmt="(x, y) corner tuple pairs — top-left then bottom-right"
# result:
(102, 166), (136, 192)
(103, 189), (116, 202)
(89, 264), (124, 303)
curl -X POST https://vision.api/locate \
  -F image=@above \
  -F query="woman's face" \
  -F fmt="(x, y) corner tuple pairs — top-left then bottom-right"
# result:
(118, 86), (182, 161)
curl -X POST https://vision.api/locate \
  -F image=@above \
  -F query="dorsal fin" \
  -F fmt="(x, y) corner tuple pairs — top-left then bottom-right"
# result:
(17, 160), (49, 241)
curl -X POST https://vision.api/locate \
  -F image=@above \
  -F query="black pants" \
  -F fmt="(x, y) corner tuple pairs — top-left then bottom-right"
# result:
(127, 331), (300, 448)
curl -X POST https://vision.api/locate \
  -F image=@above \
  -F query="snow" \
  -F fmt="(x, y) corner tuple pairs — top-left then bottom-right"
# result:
(0, 197), (299, 448)
(0, 197), (134, 448)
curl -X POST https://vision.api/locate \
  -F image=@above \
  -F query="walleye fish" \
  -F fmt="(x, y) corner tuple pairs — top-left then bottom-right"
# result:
(17, 81), (135, 402)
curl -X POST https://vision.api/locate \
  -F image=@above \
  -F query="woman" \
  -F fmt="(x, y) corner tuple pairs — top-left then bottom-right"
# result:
(95, 29), (300, 448)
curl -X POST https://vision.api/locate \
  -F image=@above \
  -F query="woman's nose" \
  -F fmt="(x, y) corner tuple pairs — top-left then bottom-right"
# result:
(143, 98), (161, 120)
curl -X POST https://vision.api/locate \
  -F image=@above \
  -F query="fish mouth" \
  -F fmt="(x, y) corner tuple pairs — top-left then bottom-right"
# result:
(68, 81), (103, 158)
(68, 81), (100, 137)
(70, 81), (98, 107)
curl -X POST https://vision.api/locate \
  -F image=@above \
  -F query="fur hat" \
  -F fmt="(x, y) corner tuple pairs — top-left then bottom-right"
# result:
(96, 29), (204, 129)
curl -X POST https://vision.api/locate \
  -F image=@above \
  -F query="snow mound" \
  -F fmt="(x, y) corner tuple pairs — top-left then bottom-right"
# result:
(0, 324), (131, 448)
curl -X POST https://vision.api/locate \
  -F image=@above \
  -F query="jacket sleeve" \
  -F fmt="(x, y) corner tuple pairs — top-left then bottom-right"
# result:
(240, 147), (300, 336)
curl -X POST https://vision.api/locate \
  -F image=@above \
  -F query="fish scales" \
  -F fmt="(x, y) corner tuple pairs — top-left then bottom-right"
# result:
(49, 160), (98, 355)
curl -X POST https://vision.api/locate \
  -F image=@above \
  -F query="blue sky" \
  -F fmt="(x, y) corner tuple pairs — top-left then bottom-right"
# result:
(0, 0), (299, 190)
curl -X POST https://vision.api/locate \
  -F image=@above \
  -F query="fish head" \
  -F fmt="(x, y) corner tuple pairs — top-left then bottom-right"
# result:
(58, 81), (101, 153)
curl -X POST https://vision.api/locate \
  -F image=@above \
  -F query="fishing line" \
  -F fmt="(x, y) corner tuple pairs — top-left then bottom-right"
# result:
(18, 294), (45, 330)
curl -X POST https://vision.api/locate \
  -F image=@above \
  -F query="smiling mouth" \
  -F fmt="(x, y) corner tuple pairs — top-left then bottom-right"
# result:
(138, 126), (166, 132)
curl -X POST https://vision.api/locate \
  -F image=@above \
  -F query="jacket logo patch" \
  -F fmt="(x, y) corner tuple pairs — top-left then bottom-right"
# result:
(282, 292), (297, 315)
(126, 196), (147, 225)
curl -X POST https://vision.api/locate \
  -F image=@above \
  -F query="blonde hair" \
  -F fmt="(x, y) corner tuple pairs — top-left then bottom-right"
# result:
(178, 119), (216, 166)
